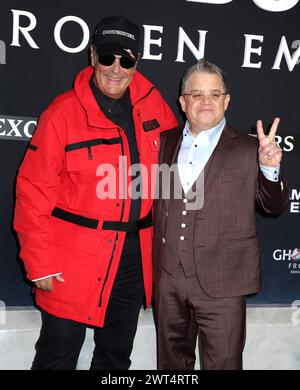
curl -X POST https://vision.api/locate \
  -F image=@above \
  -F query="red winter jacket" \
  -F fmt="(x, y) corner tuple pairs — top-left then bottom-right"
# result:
(14, 66), (177, 326)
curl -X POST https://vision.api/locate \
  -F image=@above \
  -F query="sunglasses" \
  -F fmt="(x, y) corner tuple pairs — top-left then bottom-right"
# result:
(98, 54), (136, 69)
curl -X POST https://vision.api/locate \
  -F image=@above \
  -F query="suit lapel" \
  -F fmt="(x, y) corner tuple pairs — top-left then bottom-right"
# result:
(159, 124), (237, 210)
(161, 128), (183, 166)
(204, 124), (236, 192)
(160, 128), (183, 211)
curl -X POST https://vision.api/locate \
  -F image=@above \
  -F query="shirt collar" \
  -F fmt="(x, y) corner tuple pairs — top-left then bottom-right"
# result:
(182, 117), (226, 146)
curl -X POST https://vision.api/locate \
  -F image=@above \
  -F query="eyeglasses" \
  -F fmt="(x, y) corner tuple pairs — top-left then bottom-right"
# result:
(98, 54), (136, 69)
(183, 90), (227, 100)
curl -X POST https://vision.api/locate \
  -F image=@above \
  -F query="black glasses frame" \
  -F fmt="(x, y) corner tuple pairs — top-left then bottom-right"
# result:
(98, 54), (136, 69)
(183, 90), (227, 99)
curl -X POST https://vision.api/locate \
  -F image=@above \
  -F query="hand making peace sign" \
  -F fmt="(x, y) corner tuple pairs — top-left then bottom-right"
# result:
(257, 117), (283, 167)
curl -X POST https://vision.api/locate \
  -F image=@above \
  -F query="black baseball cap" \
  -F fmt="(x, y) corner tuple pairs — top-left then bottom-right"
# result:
(92, 16), (141, 61)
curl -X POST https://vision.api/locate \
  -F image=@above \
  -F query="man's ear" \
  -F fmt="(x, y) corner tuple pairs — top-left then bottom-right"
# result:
(179, 95), (186, 113)
(224, 94), (231, 112)
(90, 45), (96, 67)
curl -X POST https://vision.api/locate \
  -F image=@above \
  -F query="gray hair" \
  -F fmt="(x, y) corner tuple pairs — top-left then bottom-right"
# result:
(92, 45), (99, 65)
(181, 58), (229, 95)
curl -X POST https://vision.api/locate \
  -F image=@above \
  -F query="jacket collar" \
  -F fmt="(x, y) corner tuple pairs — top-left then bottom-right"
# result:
(203, 124), (237, 192)
(74, 66), (154, 129)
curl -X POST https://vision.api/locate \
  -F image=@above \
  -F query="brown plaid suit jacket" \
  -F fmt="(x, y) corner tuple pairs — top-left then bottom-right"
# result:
(153, 125), (289, 297)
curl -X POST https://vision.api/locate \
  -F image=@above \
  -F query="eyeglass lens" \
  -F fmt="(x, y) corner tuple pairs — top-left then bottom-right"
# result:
(98, 54), (136, 69)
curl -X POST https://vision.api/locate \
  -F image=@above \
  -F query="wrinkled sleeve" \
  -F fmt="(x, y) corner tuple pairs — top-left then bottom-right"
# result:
(256, 167), (289, 214)
(14, 108), (65, 281)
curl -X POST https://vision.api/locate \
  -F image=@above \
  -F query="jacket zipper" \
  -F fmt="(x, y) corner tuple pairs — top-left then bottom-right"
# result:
(98, 87), (155, 307)
(98, 128), (126, 307)
(87, 146), (93, 160)
(65, 137), (121, 152)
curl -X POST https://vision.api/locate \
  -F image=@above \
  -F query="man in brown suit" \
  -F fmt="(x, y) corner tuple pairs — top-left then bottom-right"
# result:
(152, 59), (289, 370)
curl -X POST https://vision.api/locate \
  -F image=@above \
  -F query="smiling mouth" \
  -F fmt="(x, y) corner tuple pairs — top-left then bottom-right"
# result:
(107, 77), (122, 82)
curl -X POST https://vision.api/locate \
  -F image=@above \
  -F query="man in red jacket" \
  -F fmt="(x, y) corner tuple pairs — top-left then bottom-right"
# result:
(14, 16), (177, 370)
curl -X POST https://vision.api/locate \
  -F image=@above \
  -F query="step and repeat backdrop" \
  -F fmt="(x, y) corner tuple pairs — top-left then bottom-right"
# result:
(0, 0), (299, 306)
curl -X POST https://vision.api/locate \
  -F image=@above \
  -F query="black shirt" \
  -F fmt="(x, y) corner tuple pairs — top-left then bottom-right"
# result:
(89, 78), (142, 222)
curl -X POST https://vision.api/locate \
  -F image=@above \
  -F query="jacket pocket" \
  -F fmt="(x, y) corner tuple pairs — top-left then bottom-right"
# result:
(65, 137), (121, 172)
(226, 233), (257, 242)
(50, 216), (115, 257)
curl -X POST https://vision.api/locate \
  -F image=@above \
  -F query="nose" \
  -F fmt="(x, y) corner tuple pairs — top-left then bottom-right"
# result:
(111, 58), (122, 73)
(200, 94), (212, 104)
